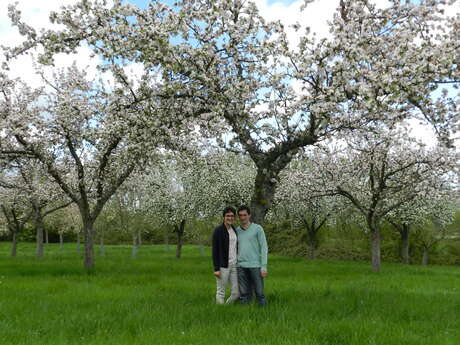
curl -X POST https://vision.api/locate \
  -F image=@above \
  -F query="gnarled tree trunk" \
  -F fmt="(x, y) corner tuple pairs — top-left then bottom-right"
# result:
(368, 219), (381, 273)
(82, 218), (95, 270)
(304, 216), (328, 260)
(371, 229), (381, 272)
(132, 230), (138, 258)
(249, 171), (278, 225)
(307, 229), (318, 260)
(1, 205), (28, 258)
(400, 225), (410, 264)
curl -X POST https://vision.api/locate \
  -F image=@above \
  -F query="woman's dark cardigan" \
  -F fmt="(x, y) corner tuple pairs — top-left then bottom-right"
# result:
(212, 224), (237, 272)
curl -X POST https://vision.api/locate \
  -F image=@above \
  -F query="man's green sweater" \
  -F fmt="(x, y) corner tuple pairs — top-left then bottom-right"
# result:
(236, 223), (268, 272)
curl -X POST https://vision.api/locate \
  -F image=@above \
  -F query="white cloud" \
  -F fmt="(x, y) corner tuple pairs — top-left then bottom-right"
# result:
(252, 0), (393, 48)
(0, 0), (79, 49)
(405, 118), (438, 148)
(0, 1), (107, 87)
(123, 62), (146, 89)
(253, 0), (336, 48)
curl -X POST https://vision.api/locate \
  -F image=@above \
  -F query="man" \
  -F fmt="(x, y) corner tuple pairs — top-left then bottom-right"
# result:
(236, 205), (268, 306)
(212, 206), (239, 304)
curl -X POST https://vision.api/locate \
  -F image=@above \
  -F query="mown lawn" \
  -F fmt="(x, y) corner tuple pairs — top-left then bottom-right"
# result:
(0, 242), (459, 345)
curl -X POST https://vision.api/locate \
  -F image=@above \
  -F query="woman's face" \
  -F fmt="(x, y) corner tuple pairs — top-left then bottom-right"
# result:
(223, 212), (235, 227)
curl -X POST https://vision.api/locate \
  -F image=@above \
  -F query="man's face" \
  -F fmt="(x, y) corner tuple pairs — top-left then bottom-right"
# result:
(223, 212), (235, 226)
(238, 210), (250, 225)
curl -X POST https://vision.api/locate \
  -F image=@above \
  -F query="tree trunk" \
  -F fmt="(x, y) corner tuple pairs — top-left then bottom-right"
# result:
(400, 225), (410, 264)
(199, 243), (205, 257)
(307, 243), (316, 259)
(59, 233), (64, 249)
(83, 220), (95, 270)
(45, 229), (49, 244)
(35, 207), (45, 258)
(11, 230), (18, 257)
(176, 234), (183, 259)
(176, 220), (186, 259)
(249, 171), (277, 225)
(132, 231), (138, 258)
(422, 247), (429, 265)
(306, 228), (318, 260)
(371, 228), (381, 272)
(137, 229), (142, 246)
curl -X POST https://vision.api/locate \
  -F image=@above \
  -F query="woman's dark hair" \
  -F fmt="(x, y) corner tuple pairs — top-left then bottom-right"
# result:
(222, 206), (236, 217)
(237, 205), (251, 215)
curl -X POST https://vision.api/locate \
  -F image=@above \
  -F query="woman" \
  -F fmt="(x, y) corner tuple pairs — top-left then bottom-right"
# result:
(211, 206), (239, 304)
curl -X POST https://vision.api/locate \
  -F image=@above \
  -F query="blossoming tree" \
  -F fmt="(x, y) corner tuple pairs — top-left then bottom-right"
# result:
(0, 157), (72, 258)
(5, 0), (458, 224)
(270, 159), (345, 259)
(0, 185), (32, 257)
(385, 179), (458, 264)
(0, 64), (189, 269)
(143, 149), (255, 258)
(310, 127), (456, 271)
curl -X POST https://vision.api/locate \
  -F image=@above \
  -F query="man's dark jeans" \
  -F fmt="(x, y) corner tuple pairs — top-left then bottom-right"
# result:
(237, 267), (266, 306)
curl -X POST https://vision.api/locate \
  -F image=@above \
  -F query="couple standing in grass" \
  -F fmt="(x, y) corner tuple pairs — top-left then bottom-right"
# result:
(212, 205), (268, 306)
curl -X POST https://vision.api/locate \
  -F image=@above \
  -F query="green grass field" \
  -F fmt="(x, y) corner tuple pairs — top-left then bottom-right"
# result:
(0, 242), (459, 345)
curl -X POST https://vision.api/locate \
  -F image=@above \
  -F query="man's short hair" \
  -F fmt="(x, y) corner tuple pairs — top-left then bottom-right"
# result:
(223, 206), (236, 217)
(238, 205), (251, 215)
